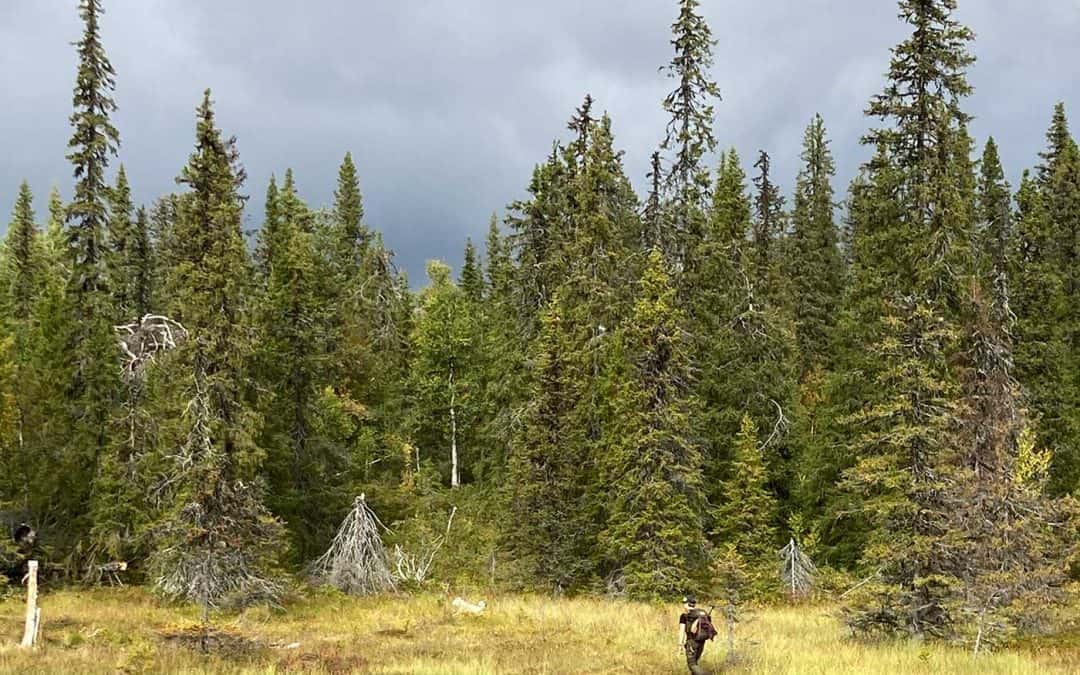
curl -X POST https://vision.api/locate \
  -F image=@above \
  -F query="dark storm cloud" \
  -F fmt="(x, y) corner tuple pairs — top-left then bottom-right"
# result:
(2, 1), (1078, 283)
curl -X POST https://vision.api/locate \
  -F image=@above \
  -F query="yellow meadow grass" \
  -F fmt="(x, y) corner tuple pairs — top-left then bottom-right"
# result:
(0, 588), (1074, 673)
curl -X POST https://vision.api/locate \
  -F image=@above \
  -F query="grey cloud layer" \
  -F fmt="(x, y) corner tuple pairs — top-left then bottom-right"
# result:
(1, 1), (1077, 281)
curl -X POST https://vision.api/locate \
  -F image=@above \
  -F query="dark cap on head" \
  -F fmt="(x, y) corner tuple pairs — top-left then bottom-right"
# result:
(682, 595), (696, 606)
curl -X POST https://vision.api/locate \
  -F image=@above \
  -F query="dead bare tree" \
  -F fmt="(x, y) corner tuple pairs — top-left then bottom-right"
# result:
(309, 495), (396, 595)
(392, 505), (457, 585)
(777, 538), (816, 599)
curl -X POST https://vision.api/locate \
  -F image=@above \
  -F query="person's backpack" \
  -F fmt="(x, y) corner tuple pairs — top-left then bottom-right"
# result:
(689, 608), (718, 641)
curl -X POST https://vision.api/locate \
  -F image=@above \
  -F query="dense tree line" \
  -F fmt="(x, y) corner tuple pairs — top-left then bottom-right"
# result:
(0, 0), (1077, 646)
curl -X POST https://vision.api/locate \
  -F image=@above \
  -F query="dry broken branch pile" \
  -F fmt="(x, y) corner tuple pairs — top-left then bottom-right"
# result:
(309, 495), (396, 595)
(392, 505), (457, 585)
(115, 314), (188, 379)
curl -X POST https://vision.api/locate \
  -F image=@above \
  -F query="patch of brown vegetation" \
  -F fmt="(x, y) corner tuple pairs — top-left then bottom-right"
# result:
(159, 625), (264, 657)
(276, 650), (368, 674)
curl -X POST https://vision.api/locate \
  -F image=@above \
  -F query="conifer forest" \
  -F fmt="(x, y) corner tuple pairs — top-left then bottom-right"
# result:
(1, 0), (1080, 669)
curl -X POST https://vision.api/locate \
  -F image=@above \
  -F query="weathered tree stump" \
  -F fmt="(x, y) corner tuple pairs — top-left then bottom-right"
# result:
(20, 560), (39, 649)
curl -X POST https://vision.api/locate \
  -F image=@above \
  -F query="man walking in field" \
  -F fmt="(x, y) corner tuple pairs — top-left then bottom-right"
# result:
(678, 595), (714, 674)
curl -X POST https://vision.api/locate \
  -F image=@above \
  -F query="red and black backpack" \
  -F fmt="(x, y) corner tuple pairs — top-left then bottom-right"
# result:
(688, 608), (718, 641)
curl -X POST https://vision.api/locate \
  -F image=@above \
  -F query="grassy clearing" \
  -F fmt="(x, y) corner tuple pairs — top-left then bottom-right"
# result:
(0, 588), (1076, 673)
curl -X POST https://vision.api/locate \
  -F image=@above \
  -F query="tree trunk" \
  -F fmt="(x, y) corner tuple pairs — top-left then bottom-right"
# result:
(449, 363), (459, 488)
(789, 538), (796, 598)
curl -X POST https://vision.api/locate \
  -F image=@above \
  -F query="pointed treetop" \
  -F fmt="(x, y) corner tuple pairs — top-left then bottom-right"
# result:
(566, 94), (595, 167)
(711, 148), (751, 246)
(264, 174), (280, 226)
(256, 174), (282, 275)
(977, 136), (1010, 232)
(661, 0), (721, 212)
(66, 0), (120, 300)
(485, 214), (512, 292)
(334, 151), (366, 254)
(460, 238), (484, 303)
(790, 115), (842, 369)
(5, 181), (39, 320)
(47, 186), (64, 238)
(182, 89), (247, 193)
(1037, 102), (1077, 184)
(752, 150), (785, 237)
(863, 0), (975, 168)
(798, 115), (836, 191)
(981, 137), (1003, 181)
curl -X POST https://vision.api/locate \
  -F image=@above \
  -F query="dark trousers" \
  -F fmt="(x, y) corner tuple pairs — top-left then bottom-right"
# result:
(684, 638), (706, 674)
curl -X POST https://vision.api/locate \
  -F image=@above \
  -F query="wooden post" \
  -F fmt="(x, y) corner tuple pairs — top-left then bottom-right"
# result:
(20, 560), (39, 649)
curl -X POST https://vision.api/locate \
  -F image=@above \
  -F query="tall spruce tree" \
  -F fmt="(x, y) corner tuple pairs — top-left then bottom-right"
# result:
(506, 106), (644, 555)
(67, 0), (119, 303)
(599, 249), (706, 598)
(840, 298), (963, 638)
(751, 150), (790, 309)
(862, 0), (976, 306)
(106, 165), (136, 319)
(63, 0), (123, 554)
(257, 175), (342, 562)
(832, 2), (1063, 641)
(0, 182), (42, 510)
(1021, 106), (1080, 493)
(508, 146), (573, 333)
(713, 414), (779, 592)
(975, 137), (1012, 299)
(557, 112), (644, 579)
(827, 1), (979, 559)
(693, 149), (798, 530)
(2, 182), (41, 322)
(165, 90), (257, 471)
(789, 115), (843, 371)
(322, 155), (405, 485)
(1012, 169), (1073, 490)
(130, 206), (153, 317)
(507, 292), (590, 591)
(334, 151), (368, 267)
(152, 90), (282, 598)
(751, 150), (785, 285)
(660, 0), (720, 269)
(460, 239), (484, 304)
(18, 192), (72, 532)
(256, 175), (281, 276)
(44, 187), (67, 268)
(92, 173), (156, 566)
(474, 216), (523, 479)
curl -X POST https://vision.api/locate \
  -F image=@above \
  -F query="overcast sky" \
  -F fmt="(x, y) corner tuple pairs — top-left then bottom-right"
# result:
(1, 1), (1078, 282)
